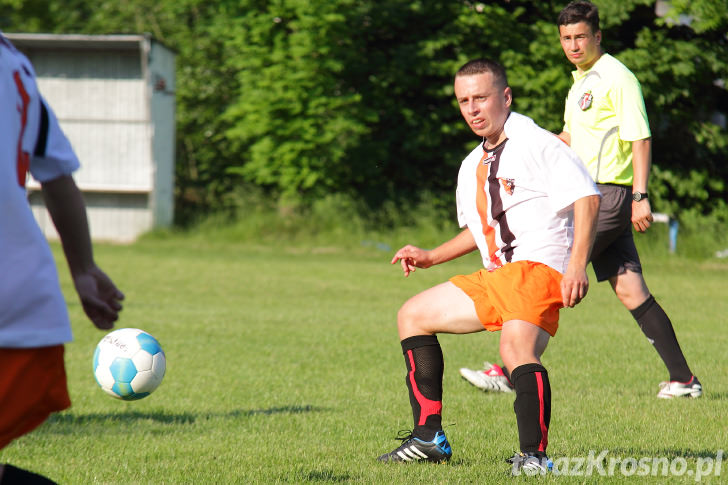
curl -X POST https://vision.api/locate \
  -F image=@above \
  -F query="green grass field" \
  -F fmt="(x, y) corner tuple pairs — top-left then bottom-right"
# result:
(2, 231), (727, 484)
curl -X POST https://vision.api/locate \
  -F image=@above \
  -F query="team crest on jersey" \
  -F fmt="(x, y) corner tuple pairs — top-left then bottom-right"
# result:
(481, 153), (496, 165)
(578, 90), (593, 111)
(499, 178), (515, 195)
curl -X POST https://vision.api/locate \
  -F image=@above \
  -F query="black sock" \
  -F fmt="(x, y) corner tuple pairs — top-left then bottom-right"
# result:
(0, 465), (57, 485)
(400, 335), (443, 441)
(511, 364), (550, 455)
(630, 295), (692, 382)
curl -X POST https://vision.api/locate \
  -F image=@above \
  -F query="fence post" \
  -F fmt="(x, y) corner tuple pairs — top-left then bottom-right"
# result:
(652, 213), (677, 253)
(668, 218), (678, 253)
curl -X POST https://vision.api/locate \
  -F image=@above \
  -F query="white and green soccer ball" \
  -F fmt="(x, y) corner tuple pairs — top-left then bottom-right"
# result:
(93, 328), (166, 401)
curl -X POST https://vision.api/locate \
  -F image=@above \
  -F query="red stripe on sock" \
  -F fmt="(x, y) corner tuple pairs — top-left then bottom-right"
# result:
(535, 372), (548, 452)
(406, 350), (442, 426)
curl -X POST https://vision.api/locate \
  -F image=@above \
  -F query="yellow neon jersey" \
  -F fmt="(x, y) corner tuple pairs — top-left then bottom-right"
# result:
(563, 53), (651, 185)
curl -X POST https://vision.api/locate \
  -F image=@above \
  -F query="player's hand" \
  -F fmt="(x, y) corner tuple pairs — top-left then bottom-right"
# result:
(73, 266), (125, 330)
(631, 199), (653, 232)
(391, 245), (434, 277)
(560, 267), (589, 308)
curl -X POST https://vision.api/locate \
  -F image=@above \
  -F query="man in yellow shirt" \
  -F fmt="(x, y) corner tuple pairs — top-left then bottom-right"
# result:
(460, 1), (701, 399)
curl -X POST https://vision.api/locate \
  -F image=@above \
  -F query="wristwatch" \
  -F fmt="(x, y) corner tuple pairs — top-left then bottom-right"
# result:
(632, 192), (648, 202)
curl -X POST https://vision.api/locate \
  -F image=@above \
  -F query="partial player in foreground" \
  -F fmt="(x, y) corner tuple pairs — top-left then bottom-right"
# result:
(377, 58), (600, 472)
(0, 33), (124, 484)
(460, 0), (701, 400)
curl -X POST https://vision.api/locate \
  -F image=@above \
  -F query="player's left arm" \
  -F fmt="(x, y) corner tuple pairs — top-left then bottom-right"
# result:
(561, 194), (601, 308)
(41, 174), (124, 329)
(631, 137), (653, 232)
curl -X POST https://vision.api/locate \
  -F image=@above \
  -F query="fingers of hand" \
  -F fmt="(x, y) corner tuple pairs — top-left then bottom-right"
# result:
(392, 246), (413, 264)
(564, 289), (577, 307)
(83, 295), (121, 326)
(633, 219), (650, 232)
(562, 280), (587, 307)
(571, 288), (582, 307)
(561, 282), (572, 307)
(574, 282), (588, 306)
(93, 318), (115, 330)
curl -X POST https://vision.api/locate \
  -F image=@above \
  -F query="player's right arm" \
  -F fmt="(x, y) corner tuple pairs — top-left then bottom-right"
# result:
(41, 174), (124, 329)
(391, 228), (477, 277)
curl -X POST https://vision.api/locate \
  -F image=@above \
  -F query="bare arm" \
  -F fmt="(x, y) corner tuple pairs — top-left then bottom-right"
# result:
(41, 175), (124, 329)
(561, 194), (600, 307)
(631, 137), (653, 232)
(557, 131), (571, 146)
(391, 228), (477, 277)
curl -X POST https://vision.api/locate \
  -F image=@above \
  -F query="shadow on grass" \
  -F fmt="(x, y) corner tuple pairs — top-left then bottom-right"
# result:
(281, 468), (354, 483)
(706, 391), (728, 400)
(589, 447), (723, 460)
(225, 404), (325, 418)
(44, 404), (325, 431)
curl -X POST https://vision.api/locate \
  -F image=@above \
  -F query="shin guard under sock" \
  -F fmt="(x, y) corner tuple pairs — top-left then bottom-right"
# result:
(400, 335), (443, 440)
(631, 295), (692, 382)
(511, 363), (550, 455)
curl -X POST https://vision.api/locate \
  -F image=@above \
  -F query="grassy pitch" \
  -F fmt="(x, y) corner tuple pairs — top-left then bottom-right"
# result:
(2, 236), (726, 484)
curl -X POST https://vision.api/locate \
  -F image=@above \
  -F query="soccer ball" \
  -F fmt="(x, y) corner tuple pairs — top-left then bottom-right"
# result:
(93, 328), (166, 400)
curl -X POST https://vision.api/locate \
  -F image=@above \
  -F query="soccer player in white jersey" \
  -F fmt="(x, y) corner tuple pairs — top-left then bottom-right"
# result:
(0, 33), (124, 485)
(460, 0), (701, 400)
(376, 58), (600, 473)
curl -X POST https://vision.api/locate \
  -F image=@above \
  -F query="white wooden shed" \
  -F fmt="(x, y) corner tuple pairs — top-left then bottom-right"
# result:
(6, 33), (176, 243)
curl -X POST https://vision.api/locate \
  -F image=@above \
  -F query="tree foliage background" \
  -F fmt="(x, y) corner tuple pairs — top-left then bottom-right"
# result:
(2, 0), (726, 226)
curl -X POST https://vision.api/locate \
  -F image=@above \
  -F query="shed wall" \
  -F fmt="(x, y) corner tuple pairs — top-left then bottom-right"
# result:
(9, 34), (175, 243)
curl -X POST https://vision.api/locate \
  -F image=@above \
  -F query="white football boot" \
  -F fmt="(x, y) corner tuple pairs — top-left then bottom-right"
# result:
(459, 362), (514, 393)
(507, 451), (553, 475)
(657, 375), (702, 399)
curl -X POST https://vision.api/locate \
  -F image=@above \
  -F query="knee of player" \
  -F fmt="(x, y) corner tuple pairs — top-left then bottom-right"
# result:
(612, 271), (649, 298)
(499, 340), (516, 366)
(396, 302), (417, 328)
(499, 340), (541, 370)
(614, 283), (650, 309)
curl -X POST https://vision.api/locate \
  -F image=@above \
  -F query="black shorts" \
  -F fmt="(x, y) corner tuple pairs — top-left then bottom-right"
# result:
(590, 184), (642, 282)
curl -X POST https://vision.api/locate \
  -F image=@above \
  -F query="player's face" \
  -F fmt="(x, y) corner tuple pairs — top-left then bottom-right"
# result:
(454, 72), (512, 143)
(559, 21), (602, 72)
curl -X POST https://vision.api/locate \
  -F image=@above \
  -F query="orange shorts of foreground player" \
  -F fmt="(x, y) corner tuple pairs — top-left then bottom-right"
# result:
(450, 260), (564, 337)
(0, 346), (70, 449)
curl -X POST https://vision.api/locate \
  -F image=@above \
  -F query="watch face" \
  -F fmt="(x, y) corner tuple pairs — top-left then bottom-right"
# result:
(633, 192), (647, 201)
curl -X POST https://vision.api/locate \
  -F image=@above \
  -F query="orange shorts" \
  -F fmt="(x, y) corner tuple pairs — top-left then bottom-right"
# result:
(450, 260), (564, 336)
(0, 345), (71, 450)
